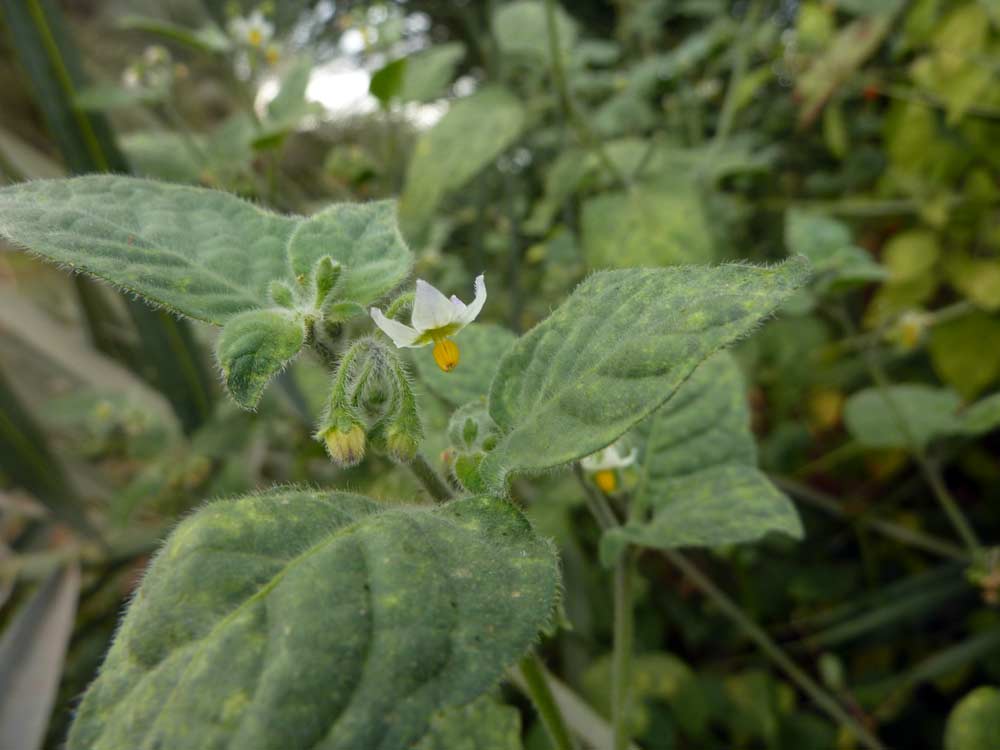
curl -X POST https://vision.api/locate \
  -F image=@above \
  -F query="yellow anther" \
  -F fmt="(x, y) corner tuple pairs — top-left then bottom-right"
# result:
(265, 45), (280, 65)
(594, 469), (617, 494)
(248, 29), (263, 46)
(432, 339), (460, 372)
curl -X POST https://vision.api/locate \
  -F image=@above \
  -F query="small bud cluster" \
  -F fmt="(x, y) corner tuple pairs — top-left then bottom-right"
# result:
(444, 400), (499, 492)
(314, 338), (423, 468)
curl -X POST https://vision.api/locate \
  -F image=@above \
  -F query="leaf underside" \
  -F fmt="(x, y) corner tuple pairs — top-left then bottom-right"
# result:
(67, 489), (559, 750)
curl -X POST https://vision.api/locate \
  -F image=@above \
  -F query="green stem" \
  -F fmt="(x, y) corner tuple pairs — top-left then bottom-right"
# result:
(518, 652), (579, 750)
(408, 452), (453, 503)
(862, 344), (982, 558)
(544, 0), (630, 190)
(712, 0), (761, 147)
(665, 551), (888, 750)
(611, 551), (636, 750)
(773, 475), (967, 561)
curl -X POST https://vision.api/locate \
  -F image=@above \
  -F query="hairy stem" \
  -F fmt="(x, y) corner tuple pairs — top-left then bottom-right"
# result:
(408, 452), (453, 503)
(518, 651), (579, 750)
(612, 551), (636, 750)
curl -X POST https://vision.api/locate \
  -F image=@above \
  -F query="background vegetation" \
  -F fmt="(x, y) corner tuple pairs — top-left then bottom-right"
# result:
(1, 0), (999, 748)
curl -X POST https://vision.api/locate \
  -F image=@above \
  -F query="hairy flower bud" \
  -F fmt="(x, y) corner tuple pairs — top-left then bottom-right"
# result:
(318, 417), (366, 467)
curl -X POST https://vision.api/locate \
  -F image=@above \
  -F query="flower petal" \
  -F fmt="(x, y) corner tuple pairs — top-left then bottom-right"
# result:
(371, 308), (422, 348)
(412, 279), (458, 332)
(459, 274), (487, 325)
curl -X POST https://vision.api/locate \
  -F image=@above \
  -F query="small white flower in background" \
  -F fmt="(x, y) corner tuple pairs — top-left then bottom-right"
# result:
(581, 440), (637, 494)
(229, 9), (274, 48)
(370, 275), (486, 372)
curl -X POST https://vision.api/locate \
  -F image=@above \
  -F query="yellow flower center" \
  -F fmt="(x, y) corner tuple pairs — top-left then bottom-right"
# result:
(594, 469), (617, 494)
(432, 338), (459, 372)
(265, 46), (280, 64)
(248, 28), (263, 46)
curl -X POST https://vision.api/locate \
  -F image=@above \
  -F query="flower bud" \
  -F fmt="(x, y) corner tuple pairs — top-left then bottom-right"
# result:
(385, 422), (420, 463)
(312, 256), (342, 309)
(318, 417), (366, 467)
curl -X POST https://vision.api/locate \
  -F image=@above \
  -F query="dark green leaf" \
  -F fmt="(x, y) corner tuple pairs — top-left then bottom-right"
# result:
(68, 489), (559, 750)
(215, 309), (306, 410)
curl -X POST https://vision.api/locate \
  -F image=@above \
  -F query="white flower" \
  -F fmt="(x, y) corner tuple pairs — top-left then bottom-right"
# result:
(580, 441), (637, 472)
(370, 274), (486, 372)
(581, 439), (636, 493)
(229, 9), (274, 48)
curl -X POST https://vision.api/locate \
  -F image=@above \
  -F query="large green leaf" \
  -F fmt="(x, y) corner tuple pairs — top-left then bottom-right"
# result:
(0, 176), (412, 324)
(479, 257), (811, 491)
(399, 43), (465, 103)
(415, 695), (522, 750)
(582, 187), (714, 269)
(844, 384), (962, 449)
(67, 488), (558, 750)
(414, 324), (517, 407)
(215, 309), (307, 410)
(944, 686), (1000, 750)
(399, 87), (525, 233)
(602, 354), (802, 564)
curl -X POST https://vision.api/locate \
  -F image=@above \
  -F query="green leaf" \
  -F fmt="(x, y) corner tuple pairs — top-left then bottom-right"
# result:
(929, 312), (1000, 399)
(67, 489), (558, 750)
(0, 176), (412, 324)
(844, 384), (963, 449)
(216, 309), (306, 410)
(582, 187), (714, 269)
(122, 131), (205, 183)
(265, 58), (316, 132)
(945, 686), (1000, 750)
(415, 695), (523, 750)
(415, 324), (517, 407)
(492, 0), (577, 60)
(795, 11), (897, 127)
(399, 43), (464, 103)
(370, 58), (407, 105)
(399, 87), (525, 234)
(479, 257), (812, 492)
(75, 82), (166, 111)
(0, 565), (81, 750)
(601, 354), (802, 564)
(961, 392), (1000, 436)
(785, 210), (885, 288)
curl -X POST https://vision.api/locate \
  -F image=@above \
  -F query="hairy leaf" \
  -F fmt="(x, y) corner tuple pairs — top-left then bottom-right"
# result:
(945, 686), (1000, 750)
(215, 309), (306, 410)
(67, 488), (558, 750)
(844, 384), (962, 449)
(415, 324), (517, 407)
(602, 354), (801, 564)
(480, 257), (811, 491)
(415, 695), (522, 750)
(399, 87), (525, 233)
(0, 176), (411, 324)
